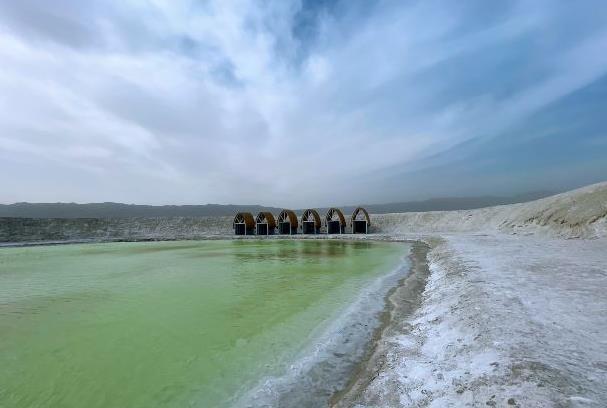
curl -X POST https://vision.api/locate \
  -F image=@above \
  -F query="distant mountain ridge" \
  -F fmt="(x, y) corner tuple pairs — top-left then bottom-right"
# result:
(0, 191), (554, 219)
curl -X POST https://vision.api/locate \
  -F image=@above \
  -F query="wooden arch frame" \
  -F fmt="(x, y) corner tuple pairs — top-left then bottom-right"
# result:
(233, 212), (255, 235)
(325, 208), (346, 234)
(301, 209), (321, 234)
(255, 212), (276, 235)
(277, 209), (298, 235)
(351, 207), (370, 234)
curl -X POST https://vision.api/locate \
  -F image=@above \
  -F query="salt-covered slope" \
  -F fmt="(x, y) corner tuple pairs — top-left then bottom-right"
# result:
(373, 181), (607, 238)
(341, 235), (607, 407)
(338, 182), (607, 407)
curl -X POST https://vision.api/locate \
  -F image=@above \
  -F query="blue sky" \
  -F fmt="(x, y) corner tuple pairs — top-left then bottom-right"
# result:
(0, 0), (606, 206)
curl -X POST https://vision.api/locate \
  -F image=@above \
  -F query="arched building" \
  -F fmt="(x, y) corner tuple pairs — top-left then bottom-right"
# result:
(255, 212), (276, 235)
(277, 209), (298, 235)
(325, 208), (346, 234)
(351, 207), (371, 234)
(301, 209), (321, 234)
(233, 212), (255, 235)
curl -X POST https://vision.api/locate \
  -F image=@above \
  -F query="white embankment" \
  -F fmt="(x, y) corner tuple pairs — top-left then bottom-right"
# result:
(342, 182), (607, 408)
(373, 181), (607, 238)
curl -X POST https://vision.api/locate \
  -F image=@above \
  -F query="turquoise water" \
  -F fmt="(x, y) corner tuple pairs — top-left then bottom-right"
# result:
(0, 240), (408, 407)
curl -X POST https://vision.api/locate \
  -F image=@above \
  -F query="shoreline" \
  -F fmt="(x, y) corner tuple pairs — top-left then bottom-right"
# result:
(2, 182), (605, 405)
(4, 234), (606, 405)
(330, 240), (431, 407)
(0, 233), (413, 248)
(2, 236), (424, 408)
(231, 240), (413, 408)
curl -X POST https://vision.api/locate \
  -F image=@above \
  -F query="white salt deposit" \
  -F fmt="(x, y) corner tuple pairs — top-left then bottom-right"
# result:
(342, 182), (607, 407)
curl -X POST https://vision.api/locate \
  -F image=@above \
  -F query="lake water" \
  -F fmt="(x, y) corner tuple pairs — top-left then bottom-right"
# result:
(0, 239), (409, 407)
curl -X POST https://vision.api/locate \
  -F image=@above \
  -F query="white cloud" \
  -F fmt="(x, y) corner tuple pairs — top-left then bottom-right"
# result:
(0, 0), (606, 206)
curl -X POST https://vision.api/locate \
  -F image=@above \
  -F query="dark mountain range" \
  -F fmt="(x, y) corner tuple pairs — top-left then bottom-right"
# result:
(0, 191), (554, 219)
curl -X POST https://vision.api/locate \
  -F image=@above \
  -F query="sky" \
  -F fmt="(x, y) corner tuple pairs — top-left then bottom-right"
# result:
(0, 0), (606, 207)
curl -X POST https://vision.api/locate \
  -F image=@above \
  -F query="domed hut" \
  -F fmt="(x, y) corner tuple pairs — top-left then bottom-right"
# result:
(351, 207), (371, 234)
(325, 208), (346, 234)
(233, 212), (255, 235)
(277, 209), (298, 235)
(301, 209), (321, 234)
(255, 212), (277, 235)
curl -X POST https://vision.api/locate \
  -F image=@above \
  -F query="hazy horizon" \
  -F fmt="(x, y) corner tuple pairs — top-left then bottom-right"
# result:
(0, 189), (560, 219)
(1, 188), (556, 208)
(1, 1), (606, 207)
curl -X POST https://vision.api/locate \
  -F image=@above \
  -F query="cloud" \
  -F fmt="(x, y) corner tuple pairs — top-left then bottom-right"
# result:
(0, 0), (606, 206)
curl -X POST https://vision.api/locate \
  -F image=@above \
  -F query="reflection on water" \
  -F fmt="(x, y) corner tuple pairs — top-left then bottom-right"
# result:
(0, 240), (405, 408)
(230, 240), (374, 264)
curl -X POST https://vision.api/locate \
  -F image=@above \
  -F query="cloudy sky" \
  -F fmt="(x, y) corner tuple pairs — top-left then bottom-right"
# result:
(1, 0), (606, 207)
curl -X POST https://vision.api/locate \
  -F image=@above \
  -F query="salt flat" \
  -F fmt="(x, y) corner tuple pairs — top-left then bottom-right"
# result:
(339, 182), (607, 407)
(1, 182), (606, 407)
(343, 235), (607, 407)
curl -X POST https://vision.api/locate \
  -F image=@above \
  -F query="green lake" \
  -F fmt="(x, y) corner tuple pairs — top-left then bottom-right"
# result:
(0, 239), (409, 407)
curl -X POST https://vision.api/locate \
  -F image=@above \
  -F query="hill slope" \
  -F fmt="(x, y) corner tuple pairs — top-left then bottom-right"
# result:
(373, 181), (607, 238)
(0, 191), (553, 218)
